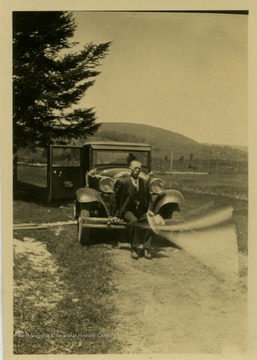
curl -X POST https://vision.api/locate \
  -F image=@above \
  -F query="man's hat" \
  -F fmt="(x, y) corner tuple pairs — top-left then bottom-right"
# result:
(147, 213), (165, 234)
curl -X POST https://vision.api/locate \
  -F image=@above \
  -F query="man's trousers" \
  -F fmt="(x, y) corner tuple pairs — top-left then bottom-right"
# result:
(123, 211), (152, 250)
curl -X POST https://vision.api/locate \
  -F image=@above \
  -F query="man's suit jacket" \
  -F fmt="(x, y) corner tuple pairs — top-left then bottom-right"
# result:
(113, 176), (152, 218)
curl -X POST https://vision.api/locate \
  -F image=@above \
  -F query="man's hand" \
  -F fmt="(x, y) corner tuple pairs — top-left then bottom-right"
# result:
(111, 216), (121, 223)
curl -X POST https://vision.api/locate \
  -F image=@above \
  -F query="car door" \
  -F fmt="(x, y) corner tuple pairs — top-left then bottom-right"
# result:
(47, 145), (84, 201)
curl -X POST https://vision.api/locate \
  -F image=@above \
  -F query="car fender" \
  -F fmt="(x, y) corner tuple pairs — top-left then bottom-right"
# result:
(153, 189), (185, 214)
(76, 187), (108, 214)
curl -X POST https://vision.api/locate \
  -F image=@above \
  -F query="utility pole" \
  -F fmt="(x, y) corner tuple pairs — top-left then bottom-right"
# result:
(169, 148), (174, 173)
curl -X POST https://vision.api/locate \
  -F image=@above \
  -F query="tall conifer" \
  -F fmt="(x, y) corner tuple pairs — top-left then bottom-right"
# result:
(13, 11), (111, 151)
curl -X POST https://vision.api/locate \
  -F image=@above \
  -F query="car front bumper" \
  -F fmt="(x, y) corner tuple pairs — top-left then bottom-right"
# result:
(80, 216), (128, 230)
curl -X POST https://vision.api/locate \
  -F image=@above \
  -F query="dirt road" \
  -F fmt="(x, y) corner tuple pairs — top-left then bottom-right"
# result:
(111, 240), (248, 354)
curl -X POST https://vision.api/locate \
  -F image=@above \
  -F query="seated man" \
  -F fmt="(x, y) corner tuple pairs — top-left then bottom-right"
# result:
(113, 160), (154, 260)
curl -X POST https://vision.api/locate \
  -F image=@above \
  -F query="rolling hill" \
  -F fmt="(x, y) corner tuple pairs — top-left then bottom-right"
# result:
(76, 122), (247, 163)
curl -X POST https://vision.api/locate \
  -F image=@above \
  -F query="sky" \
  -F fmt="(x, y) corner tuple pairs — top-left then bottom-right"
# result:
(70, 11), (248, 147)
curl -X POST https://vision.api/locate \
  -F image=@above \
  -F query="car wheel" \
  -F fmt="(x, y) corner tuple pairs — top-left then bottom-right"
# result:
(78, 209), (90, 245)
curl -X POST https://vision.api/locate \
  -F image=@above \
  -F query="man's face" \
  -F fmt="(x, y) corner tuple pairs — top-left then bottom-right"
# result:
(130, 161), (141, 179)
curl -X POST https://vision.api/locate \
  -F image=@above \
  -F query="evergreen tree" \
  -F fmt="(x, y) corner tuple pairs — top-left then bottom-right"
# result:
(13, 11), (111, 152)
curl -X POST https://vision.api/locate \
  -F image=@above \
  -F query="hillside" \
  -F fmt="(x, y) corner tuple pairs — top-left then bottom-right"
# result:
(74, 122), (199, 160)
(78, 122), (247, 163)
(96, 122), (198, 148)
(17, 122), (247, 174)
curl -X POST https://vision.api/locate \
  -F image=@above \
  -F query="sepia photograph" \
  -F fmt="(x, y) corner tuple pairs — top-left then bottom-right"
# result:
(1, 2), (256, 359)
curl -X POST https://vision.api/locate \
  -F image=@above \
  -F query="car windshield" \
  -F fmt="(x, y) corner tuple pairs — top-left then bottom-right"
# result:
(92, 150), (149, 167)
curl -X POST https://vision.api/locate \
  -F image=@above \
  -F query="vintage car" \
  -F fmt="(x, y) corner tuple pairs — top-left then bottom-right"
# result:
(47, 141), (185, 244)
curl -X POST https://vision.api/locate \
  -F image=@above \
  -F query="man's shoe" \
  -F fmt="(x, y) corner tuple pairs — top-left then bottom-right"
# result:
(131, 250), (139, 260)
(143, 249), (152, 260)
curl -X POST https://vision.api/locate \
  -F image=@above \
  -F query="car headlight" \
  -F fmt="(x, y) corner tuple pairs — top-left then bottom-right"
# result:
(150, 178), (165, 194)
(99, 177), (114, 193)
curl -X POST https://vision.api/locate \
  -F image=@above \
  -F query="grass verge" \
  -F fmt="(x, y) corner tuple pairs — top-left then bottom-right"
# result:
(13, 225), (121, 354)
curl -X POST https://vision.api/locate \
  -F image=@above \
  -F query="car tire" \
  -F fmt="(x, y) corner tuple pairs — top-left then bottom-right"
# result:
(78, 209), (90, 245)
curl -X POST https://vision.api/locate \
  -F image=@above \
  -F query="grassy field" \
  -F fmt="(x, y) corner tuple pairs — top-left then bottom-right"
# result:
(16, 164), (47, 188)
(161, 172), (248, 200)
(13, 165), (248, 354)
